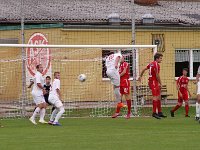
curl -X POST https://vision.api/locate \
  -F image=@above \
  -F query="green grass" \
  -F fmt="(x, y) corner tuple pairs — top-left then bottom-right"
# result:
(0, 107), (200, 150)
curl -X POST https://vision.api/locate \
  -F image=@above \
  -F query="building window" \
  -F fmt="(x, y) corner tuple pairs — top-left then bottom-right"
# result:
(152, 34), (165, 52)
(193, 50), (200, 77)
(102, 49), (133, 78)
(175, 49), (200, 79)
(175, 50), (190, 77)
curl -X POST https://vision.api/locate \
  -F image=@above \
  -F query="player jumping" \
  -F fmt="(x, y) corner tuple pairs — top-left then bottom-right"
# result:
(195, 66), (200, 121)
(138, 53), (166, 119)
(112, 56), (131, 119)
(170, 68), (191, 117)
(48, 72), (65, 126)
(105, 51), (122, 118)
(29, 64), (47, 125)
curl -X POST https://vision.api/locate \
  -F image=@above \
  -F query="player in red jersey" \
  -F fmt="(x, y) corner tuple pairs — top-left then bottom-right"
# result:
(170, 68), (191, 117)
(112, 56), (131, 119)
(138, 53), (166, 119)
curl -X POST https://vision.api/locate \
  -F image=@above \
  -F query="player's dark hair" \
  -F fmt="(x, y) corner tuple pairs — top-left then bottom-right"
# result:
(54, 72), (60, 76)
(183, 68), (188, 72)
(154, 53), (163, 61)
(46, 76), (51, 79)
(108, 51), (114, 55)
(36, 64), (41, 69)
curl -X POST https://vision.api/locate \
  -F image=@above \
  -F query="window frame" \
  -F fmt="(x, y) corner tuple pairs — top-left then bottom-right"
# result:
(102, 49), (136, 81)
(102, 48), (157, 81)
(175, 49), (200, 80)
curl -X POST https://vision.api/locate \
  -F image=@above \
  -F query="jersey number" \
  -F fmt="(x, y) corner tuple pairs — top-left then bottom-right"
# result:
(149, 66), (152, 77)
(108, 54), (114, 60)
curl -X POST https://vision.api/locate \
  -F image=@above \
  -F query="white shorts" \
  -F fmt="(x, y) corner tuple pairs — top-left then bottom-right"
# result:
(48, 95), (63, 108)
(106, 69), (120, 86)
(197, 82), (200, 95)
(31, 92), (45, 105)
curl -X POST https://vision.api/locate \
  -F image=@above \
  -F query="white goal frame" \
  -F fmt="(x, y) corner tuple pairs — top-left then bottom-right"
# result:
(0, 44), (157, 49)
(0, 44), (157, 117)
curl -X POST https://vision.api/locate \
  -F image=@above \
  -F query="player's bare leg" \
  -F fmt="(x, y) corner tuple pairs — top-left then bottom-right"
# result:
(112, 85), (122, 118)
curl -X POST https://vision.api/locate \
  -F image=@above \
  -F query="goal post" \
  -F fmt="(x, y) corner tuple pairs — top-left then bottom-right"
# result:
(0, 44), (157, 118)
(0, 44), (157, 49)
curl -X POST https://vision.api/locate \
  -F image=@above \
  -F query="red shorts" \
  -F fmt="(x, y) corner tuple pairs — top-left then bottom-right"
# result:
(120, 79), (130, 95)
(148, 81), (160, 97)
(178, 92), (189, 102)
(120, 86), (130, 95)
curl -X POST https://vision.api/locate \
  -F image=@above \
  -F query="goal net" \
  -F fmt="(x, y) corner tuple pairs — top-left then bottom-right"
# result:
(0, 44), (157, 118)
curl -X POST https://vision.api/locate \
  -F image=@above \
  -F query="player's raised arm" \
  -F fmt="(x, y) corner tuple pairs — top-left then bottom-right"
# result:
(115, 56), (120, 69)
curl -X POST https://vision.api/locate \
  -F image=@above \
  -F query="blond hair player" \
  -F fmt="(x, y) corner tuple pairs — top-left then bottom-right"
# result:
(48, 72), (65, 126)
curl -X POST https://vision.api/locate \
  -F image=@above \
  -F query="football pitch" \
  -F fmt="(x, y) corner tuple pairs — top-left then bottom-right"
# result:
(0, 107), (200, 150)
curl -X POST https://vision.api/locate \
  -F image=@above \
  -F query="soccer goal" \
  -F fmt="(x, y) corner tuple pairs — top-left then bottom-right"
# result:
(0, 44), (157, 118)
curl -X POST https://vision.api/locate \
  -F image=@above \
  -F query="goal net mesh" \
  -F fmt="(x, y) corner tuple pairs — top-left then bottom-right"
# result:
(0, 45), (156, 118)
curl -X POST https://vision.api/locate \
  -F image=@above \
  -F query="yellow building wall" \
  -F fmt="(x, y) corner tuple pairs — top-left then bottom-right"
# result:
(0, 27), (199, 101)
(136, 28), (200, 100)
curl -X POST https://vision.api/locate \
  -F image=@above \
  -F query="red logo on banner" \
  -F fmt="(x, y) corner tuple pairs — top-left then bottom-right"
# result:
(26, 33), (51, 76)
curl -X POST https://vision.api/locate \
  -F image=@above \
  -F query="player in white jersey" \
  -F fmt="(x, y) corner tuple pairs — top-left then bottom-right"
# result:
(195, 66), (200, 120)
(29, 64), (47, 125)
(105, 51), (122, 118)
(48, 72), (65, 126)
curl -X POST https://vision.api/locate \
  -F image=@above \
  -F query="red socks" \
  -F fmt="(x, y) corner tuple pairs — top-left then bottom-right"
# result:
(116, 102), (123, 113)
(116, 101), (131, 114)
(185, 104), (189, 116)
(152, 100), (162, 113)
(152, 100), (157, 113)
(157, 100), (162, 113)
(126, 100), (131, 114)
(172, 105), (181, 112)
(172, 103), (189, 116)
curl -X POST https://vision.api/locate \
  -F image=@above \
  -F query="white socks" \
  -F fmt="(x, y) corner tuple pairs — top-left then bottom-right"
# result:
(197, 102), (200, 118)
(54, 107), (65, 123)
(114, 87), (121, 102)
(50, 109), (58, 122)
(31, 107), (40, 120)
(39, 108), (46, 121)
